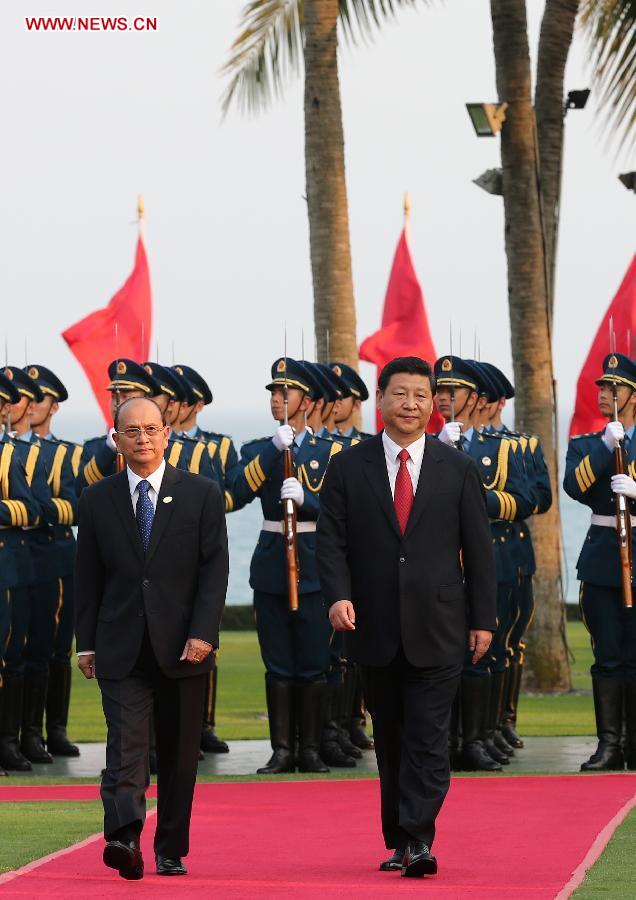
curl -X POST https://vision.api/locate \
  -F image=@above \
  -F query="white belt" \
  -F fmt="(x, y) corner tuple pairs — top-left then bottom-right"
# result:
(262, 520), (317, 534)
(590, 514), (636, 528)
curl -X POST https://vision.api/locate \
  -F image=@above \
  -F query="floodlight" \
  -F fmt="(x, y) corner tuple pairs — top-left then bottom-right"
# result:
(565, 89), (591, 112)
(465, 102), (508, 137)
(619, 172), (636, 193)
(472, 168), (503, 195)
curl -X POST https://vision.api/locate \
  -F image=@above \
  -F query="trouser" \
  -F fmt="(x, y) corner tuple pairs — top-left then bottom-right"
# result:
(4, 581), (60, 677)
(99, 630), (206, 857)
(253, 590), (331, 682)
(362, 645), (461, 850)
(52, 574), (74, 662)
(508, 574), (535, 664)
(0, 589), (10, 664)
(462, 580), (514, 677)
(579, 582), (636, 681)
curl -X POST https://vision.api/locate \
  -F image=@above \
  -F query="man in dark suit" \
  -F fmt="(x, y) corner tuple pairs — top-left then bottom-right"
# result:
(317, 356), (497, 879)
(75, 396), (228, 881)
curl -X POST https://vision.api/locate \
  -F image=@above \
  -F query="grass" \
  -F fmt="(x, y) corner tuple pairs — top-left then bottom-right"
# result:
(0, 801), (103, 873)
(69, 622), (597, 742)
(574, 808), (636, 897)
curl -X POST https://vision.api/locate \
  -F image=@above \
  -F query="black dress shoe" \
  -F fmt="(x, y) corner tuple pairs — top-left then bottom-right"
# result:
(401, 840), (437, 878)
(379, 848), (405, 871)
(156, 855), (187, 876)
(103, 840), (144, 880)
(201, 727), (229, 754)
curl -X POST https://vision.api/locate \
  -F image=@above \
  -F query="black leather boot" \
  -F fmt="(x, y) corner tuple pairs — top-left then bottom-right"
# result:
(448, 687), (461, 771)
(46, 659), (80, 757)
(484, 671), (510, 765)
(200, 667), (229, 753)
(0, 676), (31, 771)
(349, 664), (374, 749)
(337, 665), (363, 759)
(581, 676), (625, 771)
(501, 658), (524, 748)
(297, 680), (329, 773)
(20, 672), (52, 764)
(257, 677), (296, 774)
(625, 682), (636, 770)
(460, 675), (502, 772)
(0, 686), (8, 776)
(321, 680), (356, 767)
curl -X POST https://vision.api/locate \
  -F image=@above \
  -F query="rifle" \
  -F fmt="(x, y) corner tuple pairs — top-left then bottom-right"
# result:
(282, 336), (300, 612)
(609, 320), (633, 609)
(114, 324), (126, 473)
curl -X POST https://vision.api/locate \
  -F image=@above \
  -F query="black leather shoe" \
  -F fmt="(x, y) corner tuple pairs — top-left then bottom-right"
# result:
(103, 840), (144, 880)
(493, 730), (514, 757)
(201, 727), (229, 754)
(156, 855), (187, 876)
(401, 840), (437, 878)
(379, 848), (405, 871)
(0, 764), (7, 777)
(257, 748), (295, 775)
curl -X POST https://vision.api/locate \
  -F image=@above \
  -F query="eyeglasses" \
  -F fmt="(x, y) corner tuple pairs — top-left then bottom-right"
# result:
(116, 425), (165, 439)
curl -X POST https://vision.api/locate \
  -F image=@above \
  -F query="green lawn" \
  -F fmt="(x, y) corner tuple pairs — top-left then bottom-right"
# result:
(574, 808), (636, 897)
(0, 801), (103, 873)
(69, 621), (597, 742)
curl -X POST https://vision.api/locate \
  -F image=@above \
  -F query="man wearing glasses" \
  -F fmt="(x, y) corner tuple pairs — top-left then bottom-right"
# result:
(75, 396), (228, 880)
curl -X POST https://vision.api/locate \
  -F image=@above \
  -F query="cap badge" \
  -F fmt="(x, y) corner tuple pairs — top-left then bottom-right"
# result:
(276, 359), (286, 373)
(28, 367), (39, 380)
(310, 459), (320, 470)
(482, 456), (492, 467)
(332, 365), (342, 377)
(608, 355), (619, 369)
(117, 361), (127, 375)
(174, 366), (183, 375)
(143, 364), (153, 375)
(4, 368), (12, 380)
(441, 358), (452, 372)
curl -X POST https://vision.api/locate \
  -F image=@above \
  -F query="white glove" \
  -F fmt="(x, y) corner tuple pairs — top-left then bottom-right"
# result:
(603, 421), (625, 451)
(281, 477), (304, 507)
(611, 474), (636, 500)
(272, 425), (294, 451)
(438, 422), (463, 446)
(106, 427), (117, 451)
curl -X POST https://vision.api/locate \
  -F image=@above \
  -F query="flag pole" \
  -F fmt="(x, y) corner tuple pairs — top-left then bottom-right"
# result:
(403, 192), (411, 243)
(138, 195), (145, 244)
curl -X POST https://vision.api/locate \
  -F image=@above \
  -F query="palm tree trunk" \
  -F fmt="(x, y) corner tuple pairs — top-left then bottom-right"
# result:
(535, 0), (580, 320)
(490, 0), (571, 691)
(303, 0), (359, 368)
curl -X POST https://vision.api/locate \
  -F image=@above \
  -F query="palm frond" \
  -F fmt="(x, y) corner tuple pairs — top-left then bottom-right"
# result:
(221, 0), (429, 116)
(581, 0), (636, 148)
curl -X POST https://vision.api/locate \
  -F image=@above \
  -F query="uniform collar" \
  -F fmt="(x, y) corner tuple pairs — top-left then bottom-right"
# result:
(184, 424), (199, 439)
(17, 430), (33, 443)
(463, 426), (475, 445)
(127, 458), (166, 497)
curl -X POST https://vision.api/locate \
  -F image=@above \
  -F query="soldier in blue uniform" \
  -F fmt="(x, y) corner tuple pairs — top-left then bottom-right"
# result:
(331, 362), (374, 442)
(1, 367), (77, 767)
(0, 372), (42, 776)
(27, 365), (83, 757)
(312, 363), (349, 439)
(480, 362), (553, 750)
(564, 352), (636, 771)
(78, 360), (161, 489)
(435, 356), (533, 771)
(227, 358), (344, 774)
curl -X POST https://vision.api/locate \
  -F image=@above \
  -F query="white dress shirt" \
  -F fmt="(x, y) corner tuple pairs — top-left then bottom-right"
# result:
(127, 459), (166, 512)
(381, 430), (426, 498)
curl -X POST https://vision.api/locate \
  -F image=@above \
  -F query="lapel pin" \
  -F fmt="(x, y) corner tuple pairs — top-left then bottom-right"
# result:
(163, 496), (173, 504)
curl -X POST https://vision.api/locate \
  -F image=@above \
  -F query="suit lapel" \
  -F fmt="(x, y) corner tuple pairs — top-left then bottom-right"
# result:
(110, 471), (144, 559)
(145, 464), (181, 565)
(362, 434), (401, 538)
(403, 437), (444, 537)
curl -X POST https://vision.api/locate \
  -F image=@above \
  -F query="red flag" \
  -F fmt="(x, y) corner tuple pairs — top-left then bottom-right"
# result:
(360, 227), (443, 433)
(62, 237), (152, 426)
(570, 255), (636, 437)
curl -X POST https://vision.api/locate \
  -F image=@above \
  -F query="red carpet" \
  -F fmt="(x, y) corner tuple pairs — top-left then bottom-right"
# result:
(1, 775), (635, 898)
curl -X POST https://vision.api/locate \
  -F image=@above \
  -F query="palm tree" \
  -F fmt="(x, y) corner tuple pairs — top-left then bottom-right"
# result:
(222, 0), (421, 364)
(581, 0), (636, 149)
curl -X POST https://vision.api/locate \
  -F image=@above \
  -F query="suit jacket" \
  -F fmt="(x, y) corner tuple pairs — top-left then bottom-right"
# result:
(75, 464), (229, 680)
(316, 433), (497, 668)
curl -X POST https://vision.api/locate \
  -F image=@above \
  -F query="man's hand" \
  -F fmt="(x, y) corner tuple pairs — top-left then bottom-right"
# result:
(329, 600), (356, 631)
(272, 425), (294, 451)
(281, 477), (304, 507)
(180, 638), (213, 664)
(468, 630), (492, 665)
(603, 420), (625, 451)
(438, 422), (463, 447)
(611, 473), (636, 500)
(78, 653), (95, 679)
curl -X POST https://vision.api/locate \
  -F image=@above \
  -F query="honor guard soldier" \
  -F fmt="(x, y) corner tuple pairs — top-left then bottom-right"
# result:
(564, 352), (636, 771)
(0, 372), (41, 776)
(78, 360), (161, 489)
(27, 365), (83, 757)
(1, 366), (77, 767)
(435, 356), (533, 771)
(481, 362), (552, 750)
(227, 358), (343, 774)
(314, 363), (349, 438)
(331, 362), (374, 442)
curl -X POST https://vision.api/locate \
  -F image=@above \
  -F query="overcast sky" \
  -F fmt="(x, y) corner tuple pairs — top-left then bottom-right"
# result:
(1, 0), (634, 444)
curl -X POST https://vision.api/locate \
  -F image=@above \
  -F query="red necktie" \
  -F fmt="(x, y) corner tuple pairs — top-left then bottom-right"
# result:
(394, 449), (414, 534)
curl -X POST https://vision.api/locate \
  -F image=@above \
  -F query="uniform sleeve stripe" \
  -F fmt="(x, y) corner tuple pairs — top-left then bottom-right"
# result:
(582, 456), (595, 487)
(574, 466), (587, 493)
(247, 458), (265, 490)
(244, 465), (259, 493)
(3, 500), (17, 526)
(220, 437), (231, 470)
(224, 490), (234, 512)
(252, 456), (266, 484)
(508, 495), (517, 520)
(575, 460), (591, 491)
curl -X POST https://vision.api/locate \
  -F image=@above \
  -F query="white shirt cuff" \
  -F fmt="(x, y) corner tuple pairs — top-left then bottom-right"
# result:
(76, 650), (94, 656)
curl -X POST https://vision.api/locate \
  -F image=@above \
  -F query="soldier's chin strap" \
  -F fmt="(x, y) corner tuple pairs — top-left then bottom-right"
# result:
(453, 391), (476, 423)
(283, 392), (307, 426)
